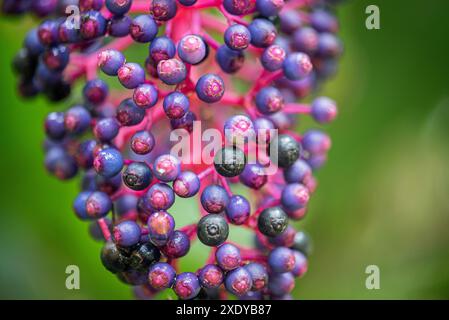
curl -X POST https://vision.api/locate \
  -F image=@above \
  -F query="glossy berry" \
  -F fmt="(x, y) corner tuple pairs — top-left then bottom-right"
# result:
(149, 36), (176, 64)
(216, 45), (244, 74)
(178, 34), (208, 65)
(216, 243), (241, 271)
(311, 96), (338, 123)
(130, 242), (161, 270)
(163, 92), (190, 119)
(198, 264), (224, 289)
(130, 15), (158, 43)
(258, 206), (288, 237)
(281, 183), (310, 211)
(80, 10), (107, 40)
(113, 220), (141, 247)
(225, 195), (251, 225)
(195, 73), (225, 103)
(268, 272), (295, 296)
(133, 84), (159, 109)
(94, 118), (120, 142)
(73, 191), (92, 220)
(123, 162), (153, 191)
(118, 63), (145, 89)
(224, 114), (255, 143)
(173, 272), (201, 300)
(301, 129), (331, 154)
(75, 139), (97, 169)
(248, 19), (277, 48)
(173, 171), (200, 198)
(149, 0), (177, 21)
(214, 146), (246, 178)
(106, 0), (132, 15)
(283, 52), (313, 80)
(261, 45), (286, 71)
(109, 15), (132, 37)
(201, 185), (230, 213)
(255, 86), (284, 115)
(64, 106), (91, 135)
(153, 154), (181, 182)
(45, 112), (66, 140)
(116, 98), (146, 126)
(130, 131), (155, 155)
(42, 45), (69, 72)
(148, 262), (176, 289)
(98, 49), (126, 76)
(144, 183), (175, 211)
(245, 262), (268, 291)
(272, 134), (301, 168)
(283, 159), (312, 184)
(147, 211), (175, 246)
(268, 247), (296, 273)
(93, 147), (124, 178)
(225, 267), (253, 296)
(101, 241), (129, 273)
(86, 191), (112, 219)
(83, 79), (109, 105)
(224, 24), (251, 51)
(197, 214), (229, 246)
(161, 230), (190, 258)
(239, 163), (267, 190)
(157, 58), (187, 85)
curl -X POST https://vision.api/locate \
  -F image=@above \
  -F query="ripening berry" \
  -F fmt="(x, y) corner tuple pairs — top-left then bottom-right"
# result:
(195, 73), (225, 103)
(114, 194), (139, 217)
(268, 272), (295, 297)
(216, 243), (241, 271)
(224, 114), (255, 143)
(261, 44), (286, 71)
(75, 139), (97, 169)
(123, 162), (153, 191)
(255, 86), (284, 115)
(248, 18), (277, 48)
(173, 272), (201, 300)
(86, 191), (112, 219)
(224, 24), (251, 51)
(106, 0), (132, 16)
(118, 63), (145, 89)
(149, 36), (176, 64)
(133, 84), (159, 109)
(291, 251), (308, 277)
(116, 98), (146, 126)
(153, 154), (181, 182)
(161, 230), (190, 258)
(281, 183), (310, 211)
(310, 9), (339, 33)
(80, 10), (107, 40)
(268, 247), (296, 273)
(279, 10), (302, 34)
(216, 45), (245, 74)
(79, 0), (104, 12)
(109, 15), (132, 37)
(37, 19), (60, 46)
(225, 195), (251, 225)
(64, 105), (91, 135)
(147, 211), (175, 246)
(292, 27), (319, 54)
(118, 269), (149, 286)
(113, 220), (141, 247)
(258, 206), (288, 237)
(130, 131), (155, 155)
(129, 242), (161, 271)
(157, 58), (187, 85)
(223, 0), (255, 16)
(45, 112), (66, 140)
(201, 185), (230, 213)
(283, 52), (313, 80)
(239, 164), (267, 190)
(83, 78), (109, 105)
(42, 45), (69, 71)
(178, 34), (208, 65)
(73, 191), (92, 220)
(245, 262), (268, 291)
(283, 159), (312, 184)
(149, 0), (178, 21)
(198, 264), (224, 289)
(94, 118), (120, 142)
(197, 214), (229, 246)
(148, 262), (176, 289)
(93, 147), (124, 178)
(98, 49), (126, 76)
(170, 111), (197, 132)
(317, 33), (343, 58)
(301, 129), (331, 154)
(130, 15), (158, 43)
(163, 92), (190, 119)
(173, 171), (200, 198)
(144, 183), (175, 211)
(256, 0), (284, 18)
(269, 225), (296, 247)
(225, 267), (253, 296)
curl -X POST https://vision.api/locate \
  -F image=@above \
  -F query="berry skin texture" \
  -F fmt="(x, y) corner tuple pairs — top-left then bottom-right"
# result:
(123, 162), (153, 191)
(173, 272), (201, 300)
(239, 163), (267, 190)
(133, 84), (159, 109)
(130, 15), (158, 43)
(153, 154), (181, 182)
(283, 52), (313, 80)
(106, 0), (132, 16)
(173, 171), (200, 198)
(86, 191), (112, 219)
(292, 27), (319, 54)
(147, 211), (175, 246)
(163, 92), (190, 119)
(161, 230), (191, 258)
(93, 147), (124, 178)
(148, 262), (176, 290)
(225, 267), (253, 296)
(258, 206), (289, 237)
(248, 19), (277, 48)
(116, 98), (146, 126)
(268, 247), (296, 273)
(268, 272), (295, 297)
(197, 214), (229, 246)
(224, 114), (255, 143)
(273, 134), (301, 168)
(261, 45), (286, 71)
(130, 131), (155, 155)
(214, 146), (246, 178)
(149, 0), (178, 21)
(144, 183), (175, 211)
(157, 58), (187, 85)
(201, 185), (230, 213)
(224, 24), (251, 51)
(225, 195), (251, 225)
(118, 63), (145, 89)
(281, 183), (310, 211)
(101, 241), (130, 273)
(255, 86), (284, 115)
(149, 36), (176, 64)
(129, 242), (161, 271)
(245, 262), (268, 291)
(216, 45), (245, 74)
(311, 97), (338, 123)
(283, 159), (312, 184)
(178, 34), (208, 65)
(64, 106), (91, 135)
(195, 73), (225, 103)
(216, 243), (241, 271)
(198, 264), (224, 289)
(113, 220), (142, 247)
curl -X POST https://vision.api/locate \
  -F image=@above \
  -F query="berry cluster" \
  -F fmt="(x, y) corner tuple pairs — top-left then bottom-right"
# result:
(5, 0), (342, 300)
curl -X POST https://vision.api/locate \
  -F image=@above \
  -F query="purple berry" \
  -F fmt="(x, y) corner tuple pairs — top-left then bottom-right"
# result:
(163, 92), (190, 119)
(224, 24), (251, 51)
(149, 0), (178, 21)
(216, 243), (241, 271)
(173, 171), (200, 198)
(281, 183), (310, 211)
(116, 98), (146, 126)
(147, 211), (175, 246)
(133, 84), (159, 109)
(195, 73), (225, 103)
(86, 191), (112, 219)
(198, 264), (224, 289)
(283, 52), (313, 80)
(98, 49), (126, 76)
(153, 154), (181, 182)
(161, 230), (190, 258)
(225, 195), (251, 225)
(113, 220), (141, 247)
(248, 18), (277, 48)
(239, 163), (267, 190)
(225, 267), (253, 296)
(173, 272), (201, 300)
(178, 34), (208, 65)
(93, 147), (124, 178)
(261, 44), (286, 71)
(148, 262), (176, 289)
(144, 183), (175, 211)
(131, 131), (155, 155)
(118, 62), (145, 89)
(130, 15), (158, 43)
(201, 185), (230, 213)
(245, 262), (268, 291)
(149, 36), (176, 64)
(268, 247), (296, 273)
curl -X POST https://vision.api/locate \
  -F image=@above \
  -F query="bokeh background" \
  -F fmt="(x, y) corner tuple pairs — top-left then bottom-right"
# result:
(0, 0), (448, 299)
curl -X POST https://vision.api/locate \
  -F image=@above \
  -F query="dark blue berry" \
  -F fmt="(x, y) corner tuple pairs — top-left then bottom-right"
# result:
(216, 45), (245, 74)
(225, 195), (251, 225)
(248, 18), (277, 48)
(197, 214), (229, 246)
(258, 206), (288, 237)
(224, 24), (251, 51)
(201, 185), (230, 213)
(130, 15), (158, 43)
(144, 183), (175, 211)
(83, 78), (109, 105)
(116, 98), (146, 126)
(195, 73), (225, 103)
(161, 230), (190, 258)
(123, 162), (153, 191)
(255, 86), (284, 114)
(113, 220), (141, 247)
(93, 147), (124, 178)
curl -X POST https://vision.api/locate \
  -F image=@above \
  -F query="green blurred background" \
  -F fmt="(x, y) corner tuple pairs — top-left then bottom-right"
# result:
(1, 0), (448, 299)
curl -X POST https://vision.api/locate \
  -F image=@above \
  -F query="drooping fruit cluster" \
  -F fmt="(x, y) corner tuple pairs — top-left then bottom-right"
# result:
(4, 0), (342, 300)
